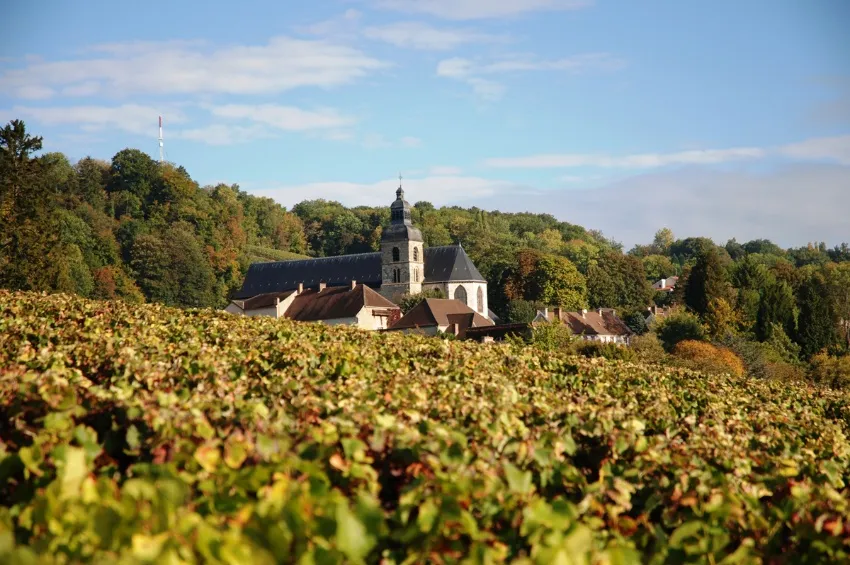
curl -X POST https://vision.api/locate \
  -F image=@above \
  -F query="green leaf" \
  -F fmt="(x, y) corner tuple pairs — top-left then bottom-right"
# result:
(335, 499), (374, 561)
(59, 447), (88, 499)
(669, 521), (704, 549)
(504, 462), (534, 495)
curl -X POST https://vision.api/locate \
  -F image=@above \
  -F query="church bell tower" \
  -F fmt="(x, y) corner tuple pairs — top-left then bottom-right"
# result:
(380, 176), (424, 301)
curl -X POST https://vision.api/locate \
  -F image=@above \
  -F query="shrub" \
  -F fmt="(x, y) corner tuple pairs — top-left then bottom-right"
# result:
(574, 340), (637, 362)
(673, 340), (746, 377)
(526, 320), (575, 351)
(629, 333), (667, 363)
(654, 310), (706, 352)
(809, 352), (850, 390)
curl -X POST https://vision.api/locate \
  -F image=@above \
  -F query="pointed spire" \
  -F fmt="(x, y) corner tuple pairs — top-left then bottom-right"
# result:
(396, 172), (404, 200)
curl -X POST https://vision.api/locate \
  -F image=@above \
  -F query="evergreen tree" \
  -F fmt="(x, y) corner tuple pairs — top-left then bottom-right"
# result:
(756, 279), (796, 341)
(795, 272), (838, 358)
(684, 248), (731, 316)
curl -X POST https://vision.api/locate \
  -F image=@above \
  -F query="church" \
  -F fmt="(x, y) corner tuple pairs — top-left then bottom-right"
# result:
(227, 183), (490, 327)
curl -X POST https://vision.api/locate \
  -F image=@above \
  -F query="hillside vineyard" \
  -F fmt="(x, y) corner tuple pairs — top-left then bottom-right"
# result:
(1, 291), (848, 563)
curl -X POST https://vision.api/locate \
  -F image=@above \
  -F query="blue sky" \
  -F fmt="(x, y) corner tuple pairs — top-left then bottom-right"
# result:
(2, 0), (849, 247)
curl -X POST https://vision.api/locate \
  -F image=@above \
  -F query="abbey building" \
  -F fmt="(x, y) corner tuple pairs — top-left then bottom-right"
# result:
(227, 184), (489, 327)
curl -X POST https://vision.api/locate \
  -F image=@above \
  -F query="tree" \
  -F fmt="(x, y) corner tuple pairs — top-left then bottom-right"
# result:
(795, 271), (838, 358)
(683, 248), (732, 316)
(534, 254), (587, 310)
(107, 148), (160, 203)
(642, 255), (676, 282)
(586, 251), (653, 310)
(654, 311), (706, 352)
(505, 299), (542, 324)
(756, 279), (796, 342)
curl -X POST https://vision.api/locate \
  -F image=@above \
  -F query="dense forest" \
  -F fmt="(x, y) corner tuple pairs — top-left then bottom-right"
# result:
(1, 119), (849, 375)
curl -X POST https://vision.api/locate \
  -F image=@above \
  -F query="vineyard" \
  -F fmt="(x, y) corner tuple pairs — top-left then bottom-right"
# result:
(1, 291), (848, 564)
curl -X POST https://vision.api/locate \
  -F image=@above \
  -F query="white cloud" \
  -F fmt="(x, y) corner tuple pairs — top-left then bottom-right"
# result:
(360, 133), (423, 149)
(362, 22), (505, 50)
(249, 175), (523, 208)
(430, 165), (463, 175)
(7, 104), (186, 136)
(375, 0), (592, 20)
(0, 37), (387, 99)
(485, 136), (850, 169)
(476, 164), (850, 248)
(437, 53), (623, 100)
(486, 146), (767, 168)
(778, 135), (850, 166)
(298, 9), (363, 38)
(208, 104), (357, 131)
(173, 124), (272, 146)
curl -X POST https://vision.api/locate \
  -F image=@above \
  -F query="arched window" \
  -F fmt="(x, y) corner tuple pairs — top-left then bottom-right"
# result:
(454, 285), (467, 306)
(477, 286), (484, 313)
(392, 247), (400, 262)
(413, 247), (419, 261)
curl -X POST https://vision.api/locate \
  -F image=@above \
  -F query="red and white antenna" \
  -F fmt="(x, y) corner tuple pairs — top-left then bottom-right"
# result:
(158, 115), (164, 164)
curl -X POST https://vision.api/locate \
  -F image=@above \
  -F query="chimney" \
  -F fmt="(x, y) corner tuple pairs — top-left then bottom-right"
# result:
(350, 279), (357, 290)
(543, 307), (548, 320)
(597, 308), (604, 316)
(581, 308), (587, 319)
(297, 282), (304, 294)
(275, 297), (280, 306)
(660, 278), (666, 289)
(319, 282), (327, 291)
(553, 307), (561, 321)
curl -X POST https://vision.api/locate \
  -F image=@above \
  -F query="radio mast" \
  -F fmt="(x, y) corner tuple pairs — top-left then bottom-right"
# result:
(158, 115), (164, 164)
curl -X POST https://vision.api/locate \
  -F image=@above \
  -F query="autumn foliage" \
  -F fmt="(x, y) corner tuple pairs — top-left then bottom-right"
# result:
(673, 340), (746, 377)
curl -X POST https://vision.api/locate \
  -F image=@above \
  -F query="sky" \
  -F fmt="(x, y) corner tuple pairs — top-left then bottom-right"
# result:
(2, 0), (849, 248)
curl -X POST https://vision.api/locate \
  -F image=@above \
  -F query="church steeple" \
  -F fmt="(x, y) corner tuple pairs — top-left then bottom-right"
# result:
(380, 176), (423, 301)
(391, 173), (413, 226)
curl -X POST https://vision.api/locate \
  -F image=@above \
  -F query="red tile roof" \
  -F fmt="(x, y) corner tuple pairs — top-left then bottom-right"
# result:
(285, 284), (398, 322)
(390, 298), (493, 330)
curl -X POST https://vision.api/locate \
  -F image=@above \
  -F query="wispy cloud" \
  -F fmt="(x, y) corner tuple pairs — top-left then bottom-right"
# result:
(173, 124), (272, 146)
(208, 104), (357, 131)
(300, 11), (506, 51)
(374, 0), (592, 20)
(4, 104), (186, 136)
(361, 133), (423, 149)
(0, 37), (387, 99)
(437, 53), (623, 100)
(485, 136), (850, 168)
(362, 22), (507, 50)
(430, 165), (464, 175)
(249, 174), (523, 208)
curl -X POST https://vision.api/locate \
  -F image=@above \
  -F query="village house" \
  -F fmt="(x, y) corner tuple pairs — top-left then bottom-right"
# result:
(652, 276), (679, 293)
(533, 307), (634, 345)
(386, 298), (493, 337)
(224, 281), (401, 330)
(226, 182), (490, 328)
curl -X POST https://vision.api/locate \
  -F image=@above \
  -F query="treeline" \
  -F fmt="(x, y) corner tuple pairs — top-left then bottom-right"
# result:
(0, 120), (308, 308)
(2, 119), (849, 366)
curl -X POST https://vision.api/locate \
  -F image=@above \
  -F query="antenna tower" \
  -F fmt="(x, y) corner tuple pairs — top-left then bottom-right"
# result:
(158, 115), (164, 164)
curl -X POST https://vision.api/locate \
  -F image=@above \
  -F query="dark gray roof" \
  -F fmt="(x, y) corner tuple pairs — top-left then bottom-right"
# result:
(233, 245), (485, 299)
(234, 253), (382, 299)
(423, 245), (486, 283)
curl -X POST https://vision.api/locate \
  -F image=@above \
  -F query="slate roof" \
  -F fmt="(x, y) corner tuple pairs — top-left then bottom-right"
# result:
(390, 298), (494, 330)
(423, 245), (486, 283)
(233, 245), (485, 299)
(285, 284), (399, 322)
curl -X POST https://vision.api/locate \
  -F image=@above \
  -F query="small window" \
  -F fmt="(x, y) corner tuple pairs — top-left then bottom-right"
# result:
(392, 247), (400, 262)
(454, 285), (467, 306)
(413, 247), (419, 262)
(477, 286), (484, 313)
(414, 268), (419, 282)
